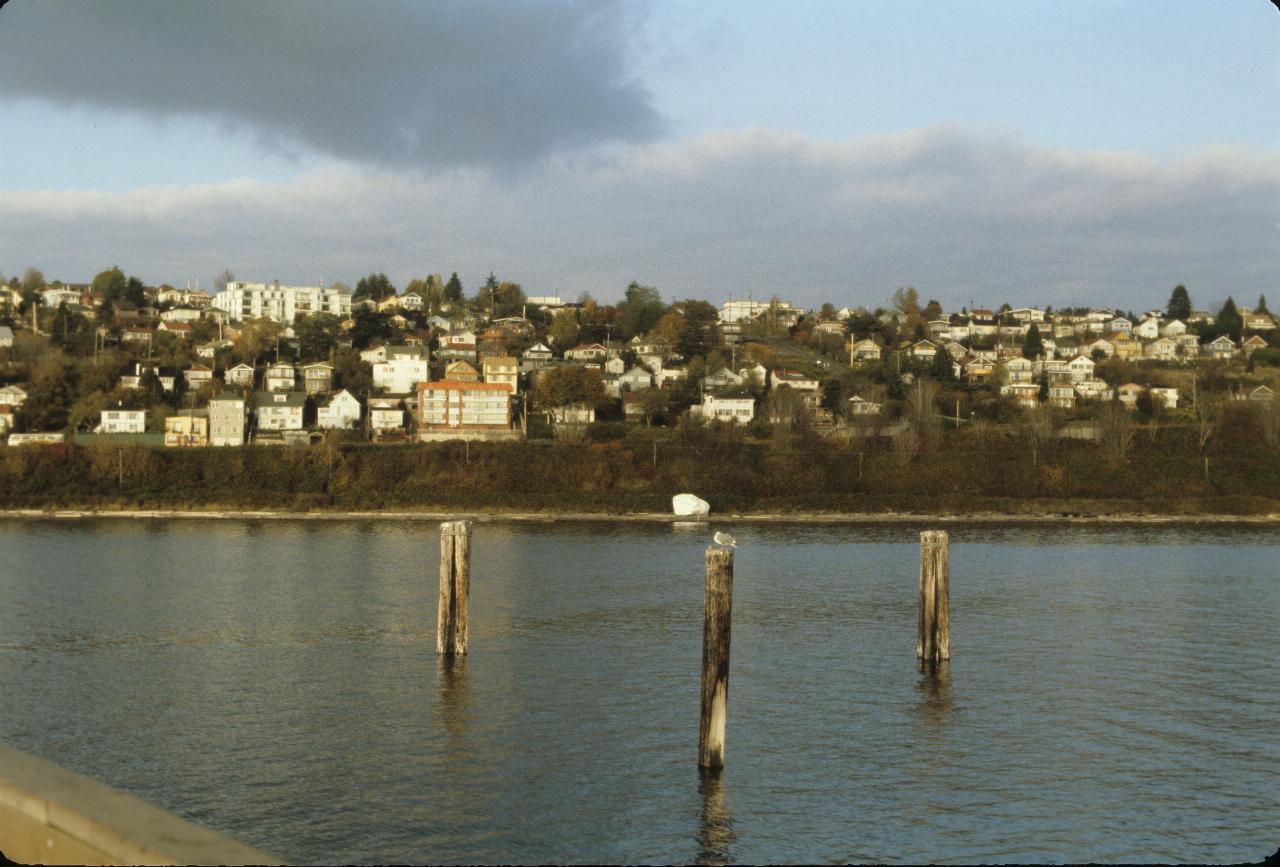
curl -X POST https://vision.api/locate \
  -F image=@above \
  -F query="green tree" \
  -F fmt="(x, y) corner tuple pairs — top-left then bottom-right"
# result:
(92, 266), (128, 302)
(21, 267), (44, 298)
(1218, 296), (1243, 342)
(124, 276), (146, 308)
(930, 344), (955, 382)
(1257, 294), (1270, 315)
(355, 272), (396, 301)
(213, 268), (235, 294)
(444, 272), (464, 303)
(614, 282), (666, 340)
(535, 366), (606, 410)
(1166, 284), (1192, 321)
(296, 313), (342, 360)
(548, 309), (580, 349)
(675, 299), (719, 360)
(1023, 323), (1044, 359)
(352, 310), (395, 349)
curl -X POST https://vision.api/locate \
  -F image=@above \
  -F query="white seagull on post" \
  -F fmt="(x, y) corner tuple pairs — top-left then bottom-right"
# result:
(713, 531), (737, 549)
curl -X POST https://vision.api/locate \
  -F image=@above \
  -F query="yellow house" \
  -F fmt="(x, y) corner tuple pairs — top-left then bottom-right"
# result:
(164, 411), (209, 447)
(481, 356), (519, 395)
(1109, 331), (1142, 360)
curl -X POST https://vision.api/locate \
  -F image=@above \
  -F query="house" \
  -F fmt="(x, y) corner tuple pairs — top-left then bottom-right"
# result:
(164, 411), (208, 447)
(618, 366), (654, 392)
(373, 352), (430, 393)
(159, 306), (203, 324)
(737, 363), (769, 388)
(694, 393), (755, 423)
(6, 432), (66, 446)
(846, 395), (882, 415)
(0, 325), (13, 348)
(1242, 335), (1268, 356)
(97, 408), (146, 434)
(1001, 383), (1040, 408)
(1134, 317), (1161, 340)
(1109, 332), (1142, 360)
(657, 365), (688, 387)
(1117, 383), (1145, 408)
(1150, 387), (1179, 409)
(910, 340), (938, 361)
(121, 325), (154, 343)
(400, 291), (425, 312)
(156, 320), (193, 338)
(1047, 385), (1077, 408)
(209, 393), (246, 446)
(1175, 334), (1200, 356)
(301, 362), (334, 394)
(603, 356), (626, 375)
(623, 392), (647, 422)
(0, 405), (15, 434)
(254, 391), (306, 431)
(1067, 355), (1095, 383)
(481, 356), (520, 395)
(1074, 379), (1112, 401)
(849, 338), (883, 363)
(317, 389), (361, 430)
(368, 397), (407, 435)
(999, 357), (1034, 384)
(417, 380), (514, 437)
(1008, 307), (1046, 324)
(444, 360), (481, 382)
(521, 342), (555, 371)
(225, 363), (255, 387)
(360, 344), (390, 364)
(1159, 319), (1187, 339)
(565, 343), (609, 363)
(0, 385), (27, 408)
(1108, 317), (1133, 335)
(1143, 337), (1178, 361)
(119, 363), (177, 392)
(438, 329), (478, 355)
(1205, 336), (1237, 360)
(41, 287), (81, 308)
(963, 358), (994, 383)
(944, 341), (967, 362)
(769, 370), (820, 395)
(1243, 311), (1275, 332)
(703, 368), (745, 390)
(264, 362), (297, 392)
(1086, 338), (1115, 359)
(184, 363), (215, 389)
(1246, 385), (1274, 402)
(548, 404), (596, 424)
(196, 339), (232, 359)
(926, 319), (951, 340)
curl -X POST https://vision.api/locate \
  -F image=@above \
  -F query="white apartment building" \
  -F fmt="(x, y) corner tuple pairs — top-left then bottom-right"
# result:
(718, 299), (804, 327)
(213, 280), (352, 323)
(694, 394), (755, 423)
(209, 393), (247, 446)
(417, 381), (512, 432)
(373, 355), (430, 393)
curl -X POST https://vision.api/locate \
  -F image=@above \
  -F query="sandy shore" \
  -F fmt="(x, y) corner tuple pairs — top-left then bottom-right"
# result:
(1, 508), (1277, 525)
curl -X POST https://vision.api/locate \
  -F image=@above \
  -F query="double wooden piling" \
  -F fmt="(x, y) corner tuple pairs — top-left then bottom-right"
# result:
(917, 530), (950, 664)
(699, 547), (734, 770)
(438, 520), (471, 656)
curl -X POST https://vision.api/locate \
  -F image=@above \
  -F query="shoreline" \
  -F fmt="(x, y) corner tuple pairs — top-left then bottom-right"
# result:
(1, 508), (1278, 525)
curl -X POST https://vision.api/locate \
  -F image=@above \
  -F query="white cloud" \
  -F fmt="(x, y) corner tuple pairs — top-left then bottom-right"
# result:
(2, 126), (1276, 310)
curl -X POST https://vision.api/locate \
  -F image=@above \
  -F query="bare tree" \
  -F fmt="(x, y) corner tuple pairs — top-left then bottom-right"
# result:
(892, 425), (920, 466)
(213, 268), (235, 295)
(905, 379), (941, 453)
(1194, 395), (1218, 453)
(1097, 402), (1137, 465)
(1257, 402), (1279, 450)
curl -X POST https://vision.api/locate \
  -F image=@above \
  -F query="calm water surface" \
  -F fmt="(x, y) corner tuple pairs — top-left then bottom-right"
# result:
(0, 519), (1276, 864)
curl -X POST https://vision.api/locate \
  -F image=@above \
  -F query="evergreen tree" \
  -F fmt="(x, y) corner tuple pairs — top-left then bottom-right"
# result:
(1219, 296), (1243, 342)
(1023, 323), (1044, 359)
(444, 272), (464, 303)
(1166, 284), (1192, 321)
(929, 344), (954, 382)
(1257, 294), (1270, 315)
(355, 272), (396, 301)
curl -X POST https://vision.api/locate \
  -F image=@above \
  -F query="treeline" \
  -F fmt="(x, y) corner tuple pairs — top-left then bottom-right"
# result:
(2, 422), (1277, 515)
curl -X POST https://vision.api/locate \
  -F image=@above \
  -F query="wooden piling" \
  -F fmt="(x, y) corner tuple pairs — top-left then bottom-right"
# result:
(437, 520), (472, 655)
(699, 547), (734, 770)
(918, 530), (950, 664)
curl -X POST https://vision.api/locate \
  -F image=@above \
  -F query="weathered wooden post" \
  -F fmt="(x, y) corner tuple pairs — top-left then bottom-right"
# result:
(699, 547), (734, 769)
(437, 520), (472, 655)
(917, 530), (950, 664)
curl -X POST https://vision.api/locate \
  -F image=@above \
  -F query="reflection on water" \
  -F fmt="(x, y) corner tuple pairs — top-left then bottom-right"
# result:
(696, 769), (735, 866)
(0, 519), (1276, 864)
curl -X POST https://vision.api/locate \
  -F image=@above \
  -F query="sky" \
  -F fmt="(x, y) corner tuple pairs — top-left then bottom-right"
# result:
(0, 0), (1276, 312)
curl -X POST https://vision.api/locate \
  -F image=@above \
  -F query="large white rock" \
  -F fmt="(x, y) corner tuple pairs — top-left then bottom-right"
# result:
(672, 493), (710, 517)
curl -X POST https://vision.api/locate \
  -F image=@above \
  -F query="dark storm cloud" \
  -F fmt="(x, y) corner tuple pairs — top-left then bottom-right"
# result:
(0, 0), (663, 169)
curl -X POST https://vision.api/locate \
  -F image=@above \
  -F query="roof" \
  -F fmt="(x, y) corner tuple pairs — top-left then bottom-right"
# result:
(253, 391), (307, 408)
(417, 380), (513, 392)
(211, 391), (245, 403)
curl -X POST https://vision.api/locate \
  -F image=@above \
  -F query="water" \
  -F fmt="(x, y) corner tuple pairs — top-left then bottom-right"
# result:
(0, 519), (1276, 864)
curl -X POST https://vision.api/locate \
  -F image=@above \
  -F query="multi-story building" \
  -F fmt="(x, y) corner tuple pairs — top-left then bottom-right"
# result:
(164, 411), (208, 447)
(317, 389), (361, 430)
(301, 362), (334, 395)
(97, 408), (146, 434)
(417, 380), (513, 438)
(373, 350), (430, 393)
(481, 356), (519, 394)
(213, 280), (352, 323)
(254, 391), (306, 431)
(209, 392), (247, 446)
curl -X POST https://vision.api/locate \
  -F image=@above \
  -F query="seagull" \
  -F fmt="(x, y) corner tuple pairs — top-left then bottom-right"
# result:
(713, 531), (737, 549)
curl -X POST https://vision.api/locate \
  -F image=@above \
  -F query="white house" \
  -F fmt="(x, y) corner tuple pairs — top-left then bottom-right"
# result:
(254, 391), (306, 431)
(1160, 319), (1187, 339)
(1150, 387), (1179, 409)
(97, 408), (145, 434)
(373, 354), (430, 393)
(368, 397), (407, 434)
(225, 363), (256, 387)
(317, 389), (361, 429)
(1134, 317), (1161, 340)
(694, 393), (755, 423)
(264, 362), (297, 392)
(0, 385), (27, 407)
(618, 366), (654, 391)
(1067, 355), (1095, 383)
